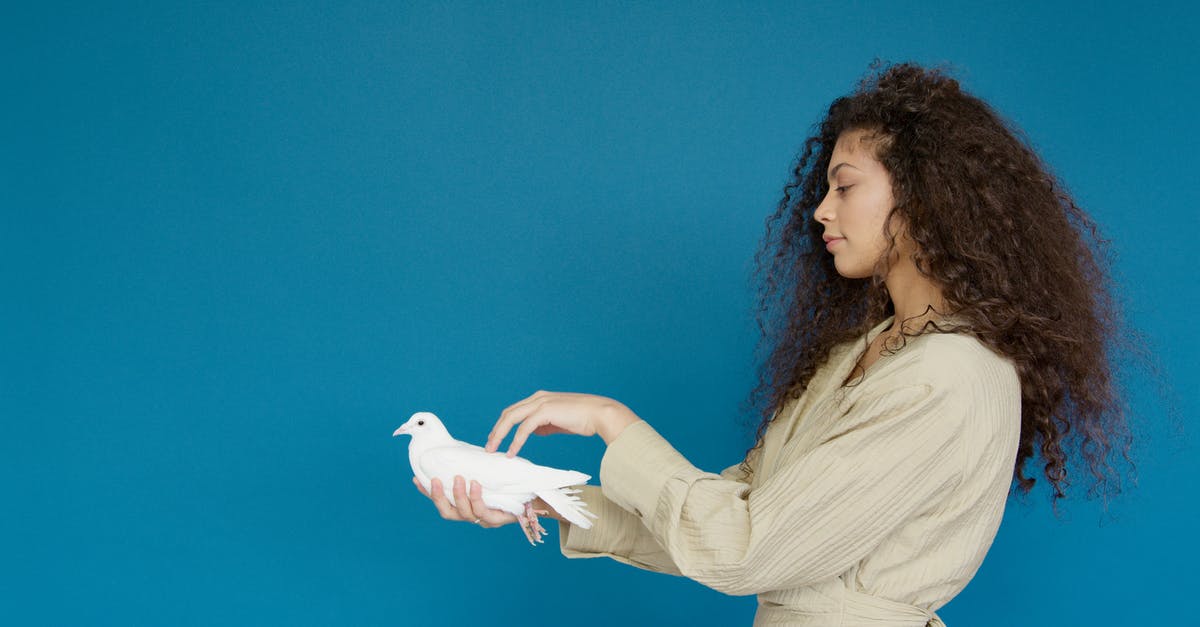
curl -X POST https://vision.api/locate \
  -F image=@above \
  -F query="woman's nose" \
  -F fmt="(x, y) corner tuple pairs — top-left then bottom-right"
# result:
(813, 196), (834, 223)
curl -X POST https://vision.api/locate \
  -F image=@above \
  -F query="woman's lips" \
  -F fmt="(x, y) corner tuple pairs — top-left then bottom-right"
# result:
(824, 237), (845, 250)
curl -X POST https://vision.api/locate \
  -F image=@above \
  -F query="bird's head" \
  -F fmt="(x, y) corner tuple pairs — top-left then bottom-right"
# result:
(392, 412), (448, 439)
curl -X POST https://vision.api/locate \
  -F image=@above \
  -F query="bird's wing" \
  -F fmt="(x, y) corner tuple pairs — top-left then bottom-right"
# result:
(418, 444), (588, 493)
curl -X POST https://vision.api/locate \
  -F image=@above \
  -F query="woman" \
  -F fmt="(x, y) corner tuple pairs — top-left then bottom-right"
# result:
(415, 61), (1134, 626)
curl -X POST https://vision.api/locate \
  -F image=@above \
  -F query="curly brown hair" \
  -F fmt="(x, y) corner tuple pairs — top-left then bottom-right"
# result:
(742, 59), (1142, 502)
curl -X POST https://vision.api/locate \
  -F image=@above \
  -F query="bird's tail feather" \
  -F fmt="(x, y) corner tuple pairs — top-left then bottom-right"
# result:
(557, 470), (590, 487)
(535, 487), (598, 529)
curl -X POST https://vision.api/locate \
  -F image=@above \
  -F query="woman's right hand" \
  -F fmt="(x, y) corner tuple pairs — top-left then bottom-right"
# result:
(413, 476), (563, 527)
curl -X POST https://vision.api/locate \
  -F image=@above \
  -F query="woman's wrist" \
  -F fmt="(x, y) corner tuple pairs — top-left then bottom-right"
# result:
(532, 497), (564, 522)
(598, 404), (641, 445)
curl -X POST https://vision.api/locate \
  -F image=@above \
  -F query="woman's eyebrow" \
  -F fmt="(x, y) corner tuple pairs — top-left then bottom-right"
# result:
(827, 162), (861, 181)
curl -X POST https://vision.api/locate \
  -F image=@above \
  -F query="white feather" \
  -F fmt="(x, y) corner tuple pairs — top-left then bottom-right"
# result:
(395, 412), (596, 531)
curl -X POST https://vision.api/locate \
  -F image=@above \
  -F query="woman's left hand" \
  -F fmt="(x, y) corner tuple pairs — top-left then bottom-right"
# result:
(484, 390), (642, 458)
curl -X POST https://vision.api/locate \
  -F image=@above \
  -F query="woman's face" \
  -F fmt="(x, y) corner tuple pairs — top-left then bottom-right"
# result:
(813, 129), (902, 279)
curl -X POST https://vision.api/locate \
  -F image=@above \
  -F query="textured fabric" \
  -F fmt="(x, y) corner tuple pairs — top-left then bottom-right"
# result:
(558, 316), (1020, 626)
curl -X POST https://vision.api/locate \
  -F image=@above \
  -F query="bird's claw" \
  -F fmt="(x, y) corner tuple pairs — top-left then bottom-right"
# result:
(517, 503), (550, 546)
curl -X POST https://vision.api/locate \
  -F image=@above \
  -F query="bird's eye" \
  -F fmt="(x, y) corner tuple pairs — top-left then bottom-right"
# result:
(417, 420), (425, 426)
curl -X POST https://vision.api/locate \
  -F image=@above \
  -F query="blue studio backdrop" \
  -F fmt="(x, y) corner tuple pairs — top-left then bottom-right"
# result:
(3, 2), (1196, 625)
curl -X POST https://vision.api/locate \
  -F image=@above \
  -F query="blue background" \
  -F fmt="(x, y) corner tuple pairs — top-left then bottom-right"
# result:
(3, 2), (1196, 625)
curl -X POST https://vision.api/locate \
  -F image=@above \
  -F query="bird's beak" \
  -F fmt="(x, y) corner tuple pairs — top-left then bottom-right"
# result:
(393, 425), (409, 437)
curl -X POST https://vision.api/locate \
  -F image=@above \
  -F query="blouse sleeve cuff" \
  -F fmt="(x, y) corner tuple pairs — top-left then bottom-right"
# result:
(598, 420), (700, 526)
(558, 484), (636, 557)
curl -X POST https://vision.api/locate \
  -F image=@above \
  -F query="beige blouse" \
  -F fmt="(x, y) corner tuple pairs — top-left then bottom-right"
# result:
(557, 316), (1021, 626)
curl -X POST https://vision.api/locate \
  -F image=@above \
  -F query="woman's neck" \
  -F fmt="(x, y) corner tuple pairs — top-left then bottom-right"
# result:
(884, 257), (948, 331)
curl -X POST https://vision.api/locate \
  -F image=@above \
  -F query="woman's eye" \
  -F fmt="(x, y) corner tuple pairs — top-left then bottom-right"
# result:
(835, 185), (852, 193)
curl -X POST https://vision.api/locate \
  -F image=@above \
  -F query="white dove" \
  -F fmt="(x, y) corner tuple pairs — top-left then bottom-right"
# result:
(393, 411), (597, 545)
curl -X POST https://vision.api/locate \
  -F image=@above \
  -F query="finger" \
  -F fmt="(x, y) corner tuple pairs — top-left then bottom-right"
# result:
(413, 477), (430, 497)
(506, 412), (549, 458)
(486, 395), (537, 452)
(487, 396), (548, 453)
(469, 480), (513, 527)
(428, 478), (461, 520)
(531, 497), (557, 521)
(452, 476), (474, 519)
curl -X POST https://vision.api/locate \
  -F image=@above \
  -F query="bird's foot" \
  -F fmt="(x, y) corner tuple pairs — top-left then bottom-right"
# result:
(524, 502), (549, 544)
(516, 513), (540, 546)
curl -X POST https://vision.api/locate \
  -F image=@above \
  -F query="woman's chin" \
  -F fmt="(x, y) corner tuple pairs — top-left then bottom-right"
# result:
(832, 260), (872, 280)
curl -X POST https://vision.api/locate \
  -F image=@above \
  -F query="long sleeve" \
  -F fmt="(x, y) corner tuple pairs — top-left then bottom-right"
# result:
(558, 460), (754, 575)
(598, 383), (966, 596)
(557, 485), (682, 574)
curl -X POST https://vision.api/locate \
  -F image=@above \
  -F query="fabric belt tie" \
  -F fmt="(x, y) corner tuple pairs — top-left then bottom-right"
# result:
(842, 588), (944, 626)
(753, 587), (945, 626)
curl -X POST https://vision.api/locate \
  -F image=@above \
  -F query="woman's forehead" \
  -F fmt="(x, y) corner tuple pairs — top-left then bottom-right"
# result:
(829, 130), (887, 175)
